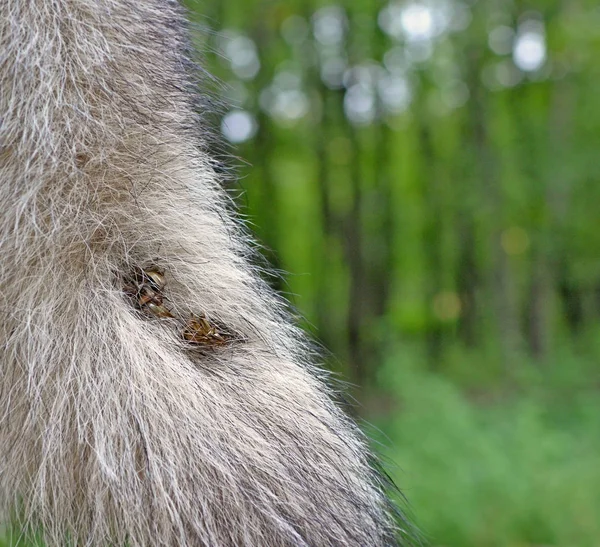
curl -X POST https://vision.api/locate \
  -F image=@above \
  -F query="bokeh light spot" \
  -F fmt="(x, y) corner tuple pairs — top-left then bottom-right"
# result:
(513, 23), (546, 72)
(433, 291), (462, 321)
(501, 226), (530, 255)
(221, 110), (258, 143)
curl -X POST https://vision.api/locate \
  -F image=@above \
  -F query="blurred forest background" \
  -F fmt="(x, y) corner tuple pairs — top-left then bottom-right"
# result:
(184, 0), (600, 545)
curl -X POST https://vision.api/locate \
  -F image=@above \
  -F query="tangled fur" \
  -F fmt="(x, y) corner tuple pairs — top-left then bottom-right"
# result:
(0, 1), (410, 545)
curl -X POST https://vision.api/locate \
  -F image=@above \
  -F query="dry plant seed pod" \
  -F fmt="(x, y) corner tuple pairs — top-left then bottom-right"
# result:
(182, 313), (233, 347)
(146, 301), (175, 319)
(145, 270), (166, 291)
(123, 267), (174, 319)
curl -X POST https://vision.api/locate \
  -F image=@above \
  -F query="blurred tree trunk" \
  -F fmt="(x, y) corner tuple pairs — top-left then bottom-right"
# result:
(558, 259), (583, 333)
(528, 75), (575, 358)
(419, 122), (444, 365)
(344, 126), (367, 388)
(527, 251), (551, 359)
(467, 49), (520, 366)
(313, 95), (335, 349)
(371, 121), (394, 320)
(457, 218), (479, 347)
(250, 22), (284, 292)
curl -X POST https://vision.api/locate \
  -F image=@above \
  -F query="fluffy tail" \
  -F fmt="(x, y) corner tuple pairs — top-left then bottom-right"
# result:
(0, 1), (408, 545)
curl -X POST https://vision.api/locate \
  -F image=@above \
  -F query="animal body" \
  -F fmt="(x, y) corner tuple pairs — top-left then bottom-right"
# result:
(0, 0), (411, 545)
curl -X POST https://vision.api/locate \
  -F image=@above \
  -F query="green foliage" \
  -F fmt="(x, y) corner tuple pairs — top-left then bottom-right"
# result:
(193, 0), (600, 544)
(375, 345), (600, 546)
(190, 0), (600, 382)
(185, 4), (600, 541)
(0, 526), (45, 547)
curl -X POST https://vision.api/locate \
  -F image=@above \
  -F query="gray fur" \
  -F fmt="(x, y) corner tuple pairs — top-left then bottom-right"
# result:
(0, 1), (408, 545)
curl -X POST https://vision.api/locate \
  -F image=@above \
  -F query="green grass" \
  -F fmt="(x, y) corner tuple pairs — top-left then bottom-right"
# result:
(374, 345), (600, 546)
(0, 527), (44, 547)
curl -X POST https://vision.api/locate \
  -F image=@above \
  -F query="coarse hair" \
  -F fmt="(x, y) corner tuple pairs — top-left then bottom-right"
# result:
(0, 0), (413, 545)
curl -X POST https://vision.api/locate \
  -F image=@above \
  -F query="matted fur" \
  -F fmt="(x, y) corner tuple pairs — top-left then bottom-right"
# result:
(0, 1), (409, 545)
